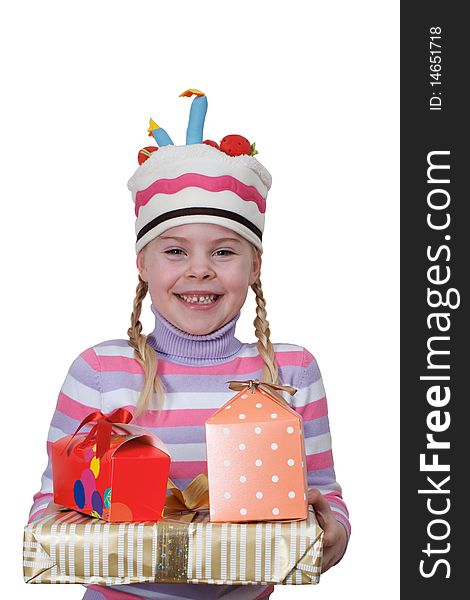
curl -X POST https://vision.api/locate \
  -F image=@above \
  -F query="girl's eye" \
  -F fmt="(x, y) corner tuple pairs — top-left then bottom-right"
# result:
(164, 248), (234, 257)
(165, 248), (185, 255)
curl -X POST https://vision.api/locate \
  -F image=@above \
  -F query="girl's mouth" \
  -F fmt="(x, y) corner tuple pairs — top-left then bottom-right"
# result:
(175, 293), (221, 306)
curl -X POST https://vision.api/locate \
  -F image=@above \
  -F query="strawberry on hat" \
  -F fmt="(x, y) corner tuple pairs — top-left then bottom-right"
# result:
(219, 135), (258, 157)
(137, 146), (158, 165)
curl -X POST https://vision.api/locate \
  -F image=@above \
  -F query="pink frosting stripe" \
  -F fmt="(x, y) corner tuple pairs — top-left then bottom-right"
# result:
(134, 173), (266, 216)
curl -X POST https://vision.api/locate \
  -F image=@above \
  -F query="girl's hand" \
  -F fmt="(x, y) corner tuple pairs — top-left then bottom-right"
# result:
(307, 488), (348, 573)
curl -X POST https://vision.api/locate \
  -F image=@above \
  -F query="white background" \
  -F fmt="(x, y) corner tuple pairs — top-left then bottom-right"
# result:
(0, 1), (399, 598)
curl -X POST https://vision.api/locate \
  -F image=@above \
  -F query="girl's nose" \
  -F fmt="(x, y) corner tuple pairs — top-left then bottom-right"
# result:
(185, 257), (216, 279)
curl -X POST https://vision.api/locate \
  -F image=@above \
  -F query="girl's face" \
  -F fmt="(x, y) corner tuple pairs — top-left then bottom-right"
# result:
(137, 223), (262, 335)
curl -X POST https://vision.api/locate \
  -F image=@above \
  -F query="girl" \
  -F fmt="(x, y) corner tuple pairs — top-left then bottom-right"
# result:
(29, 90), (350, 599)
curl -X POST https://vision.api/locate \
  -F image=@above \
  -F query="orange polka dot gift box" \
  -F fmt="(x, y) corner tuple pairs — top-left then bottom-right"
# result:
(206, 380), (309, 523)
(51, 409), (171, 522)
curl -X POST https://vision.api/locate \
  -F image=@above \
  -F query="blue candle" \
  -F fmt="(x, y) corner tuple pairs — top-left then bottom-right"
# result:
(180, 90), (207, 145)
(148, 118), (174, 147)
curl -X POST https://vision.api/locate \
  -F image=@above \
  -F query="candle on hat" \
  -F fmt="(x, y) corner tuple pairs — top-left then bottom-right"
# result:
(180, 88), (208, 144)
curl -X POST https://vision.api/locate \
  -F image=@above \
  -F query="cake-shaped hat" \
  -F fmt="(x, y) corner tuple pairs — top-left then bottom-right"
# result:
(128, 89), (272, 255)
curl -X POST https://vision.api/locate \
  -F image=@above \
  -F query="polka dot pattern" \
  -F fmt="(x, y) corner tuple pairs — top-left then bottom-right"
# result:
(206, 385), (308, 522)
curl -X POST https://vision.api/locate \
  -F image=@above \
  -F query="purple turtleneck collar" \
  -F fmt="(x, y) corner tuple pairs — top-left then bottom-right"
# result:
(146, 304), (243, 363)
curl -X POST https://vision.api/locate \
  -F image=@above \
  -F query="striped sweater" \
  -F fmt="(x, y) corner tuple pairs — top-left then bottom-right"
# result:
(29, 305), (349, 598)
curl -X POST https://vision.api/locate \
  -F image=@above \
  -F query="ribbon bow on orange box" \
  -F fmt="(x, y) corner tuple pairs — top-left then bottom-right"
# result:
(226, 379), (297, 404)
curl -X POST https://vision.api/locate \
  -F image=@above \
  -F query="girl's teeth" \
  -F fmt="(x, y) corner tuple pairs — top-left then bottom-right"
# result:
(179, 294), (218, 304)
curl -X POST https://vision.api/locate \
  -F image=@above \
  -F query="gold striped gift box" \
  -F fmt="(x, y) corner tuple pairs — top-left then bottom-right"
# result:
(23, 509), (323, 585)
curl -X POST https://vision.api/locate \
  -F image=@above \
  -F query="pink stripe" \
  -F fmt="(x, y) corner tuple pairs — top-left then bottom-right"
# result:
(29, 492), (53, 523)
(327, 504), (351, 535)
(80, 347), (101, 370)
(32, 491), (53, 504)
(90, 354), (144, 374)
(133, 407), (215, 427)
(324, 493), (349, 514)
(28, 507), (48, 524)
(334, 514), (352, 536)
(302, 348), (316, 368)
(169, 460), (208, 479)
(295, 396), (328, 421)
(306, 449), (333, 471)
(134, 173), (266, 216)
(95, 349), (304, 375)
(58, 399), (315, 428)
(56, 391), (101, 420)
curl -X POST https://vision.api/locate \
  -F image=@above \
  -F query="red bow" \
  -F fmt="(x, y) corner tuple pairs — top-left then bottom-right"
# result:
(66, 408), (133, 459)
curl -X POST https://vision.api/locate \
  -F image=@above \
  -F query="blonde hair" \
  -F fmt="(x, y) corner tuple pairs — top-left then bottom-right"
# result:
(128, 246), (280, 417)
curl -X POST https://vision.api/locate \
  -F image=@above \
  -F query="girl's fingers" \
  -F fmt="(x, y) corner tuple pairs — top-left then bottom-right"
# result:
(308, 488), (347, 570)
(308, 489), (336, 535)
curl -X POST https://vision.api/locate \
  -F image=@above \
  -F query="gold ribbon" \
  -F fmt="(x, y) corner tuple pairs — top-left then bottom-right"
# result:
(164, 473), (209, 514)
(226, 379), (297, 405)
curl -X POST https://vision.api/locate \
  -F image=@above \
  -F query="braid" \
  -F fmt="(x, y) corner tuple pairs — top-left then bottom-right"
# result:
(128, 275), (165, 416)
(251, 276), (280, 385)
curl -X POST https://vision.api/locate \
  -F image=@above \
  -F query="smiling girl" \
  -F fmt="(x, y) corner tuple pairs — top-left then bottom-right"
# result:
(29, 90), (349, 599)
(138, 226), (260, 338)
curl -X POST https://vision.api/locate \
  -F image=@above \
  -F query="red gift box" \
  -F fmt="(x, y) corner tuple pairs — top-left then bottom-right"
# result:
(52, 409), (171, 522)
